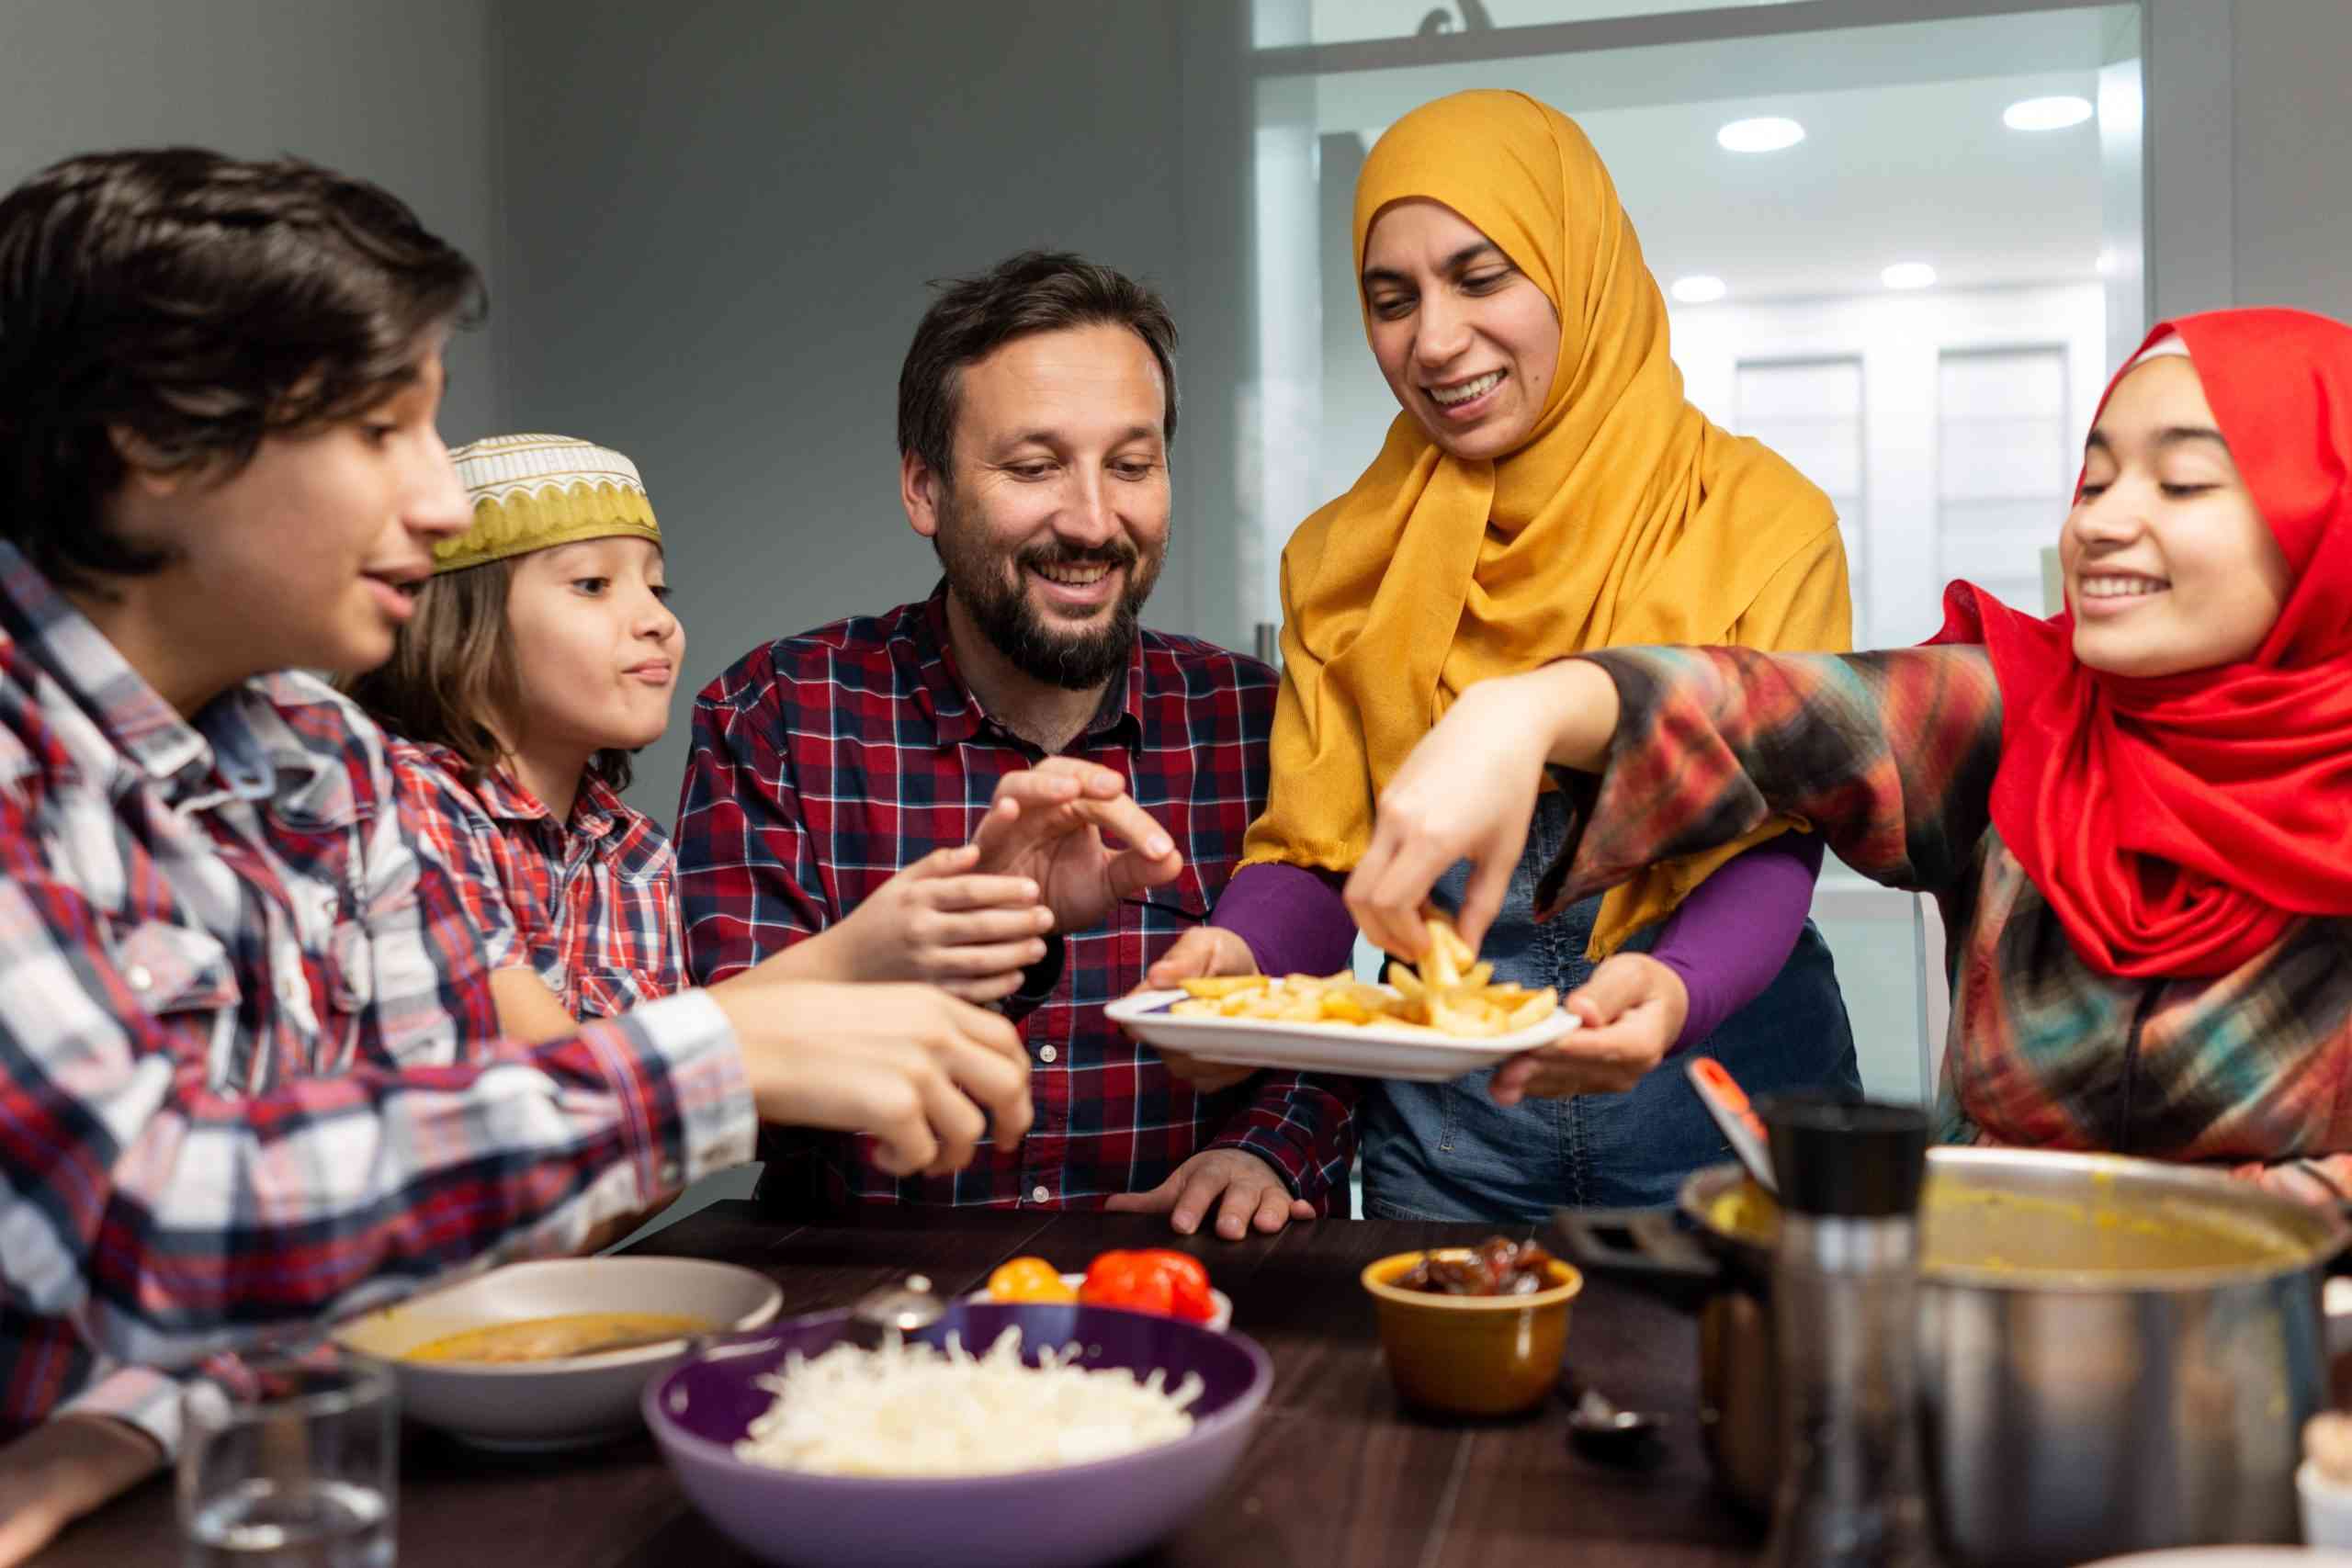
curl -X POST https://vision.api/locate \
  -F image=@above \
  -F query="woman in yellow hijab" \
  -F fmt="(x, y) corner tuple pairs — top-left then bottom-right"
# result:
(1154, 89), (1860, 1218)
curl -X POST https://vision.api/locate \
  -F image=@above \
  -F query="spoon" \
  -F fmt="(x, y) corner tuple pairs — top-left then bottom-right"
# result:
(845, 1273), (944, 1348)
(1560, 1372), (1666, 1463)
(662, 1276), (946, 1425)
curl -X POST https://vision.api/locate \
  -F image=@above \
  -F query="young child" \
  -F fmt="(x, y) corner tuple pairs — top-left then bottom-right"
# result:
(1342, 307), (2352, 1200)
(0, 148), (1028, 1562)
(346, 434), (689, 1042)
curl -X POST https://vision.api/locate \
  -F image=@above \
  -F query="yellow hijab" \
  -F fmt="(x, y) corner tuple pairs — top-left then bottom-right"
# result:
(1241, 90), (1850, 956)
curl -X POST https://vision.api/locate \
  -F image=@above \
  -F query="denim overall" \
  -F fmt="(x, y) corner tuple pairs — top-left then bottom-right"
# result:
(1359, 792), (1860, 1220)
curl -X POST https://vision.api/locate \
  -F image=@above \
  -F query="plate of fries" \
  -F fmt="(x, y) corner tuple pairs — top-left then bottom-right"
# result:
(1109, 918), (1576, 1082)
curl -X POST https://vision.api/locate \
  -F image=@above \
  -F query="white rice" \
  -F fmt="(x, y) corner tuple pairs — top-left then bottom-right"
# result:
(731, 1327), (1205, 1477)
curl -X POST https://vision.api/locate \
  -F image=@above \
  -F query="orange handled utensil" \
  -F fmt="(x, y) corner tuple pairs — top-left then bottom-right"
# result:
(1687, 1055), (1778, 1194)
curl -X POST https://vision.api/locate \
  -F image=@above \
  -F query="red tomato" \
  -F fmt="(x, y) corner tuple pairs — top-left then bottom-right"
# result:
(1079, 1249), (1216, 1323)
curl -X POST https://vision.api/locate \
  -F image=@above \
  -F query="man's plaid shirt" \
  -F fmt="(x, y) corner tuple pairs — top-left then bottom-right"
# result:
(675, 586), (1357, 1213)
(390, 740), (684, 1018)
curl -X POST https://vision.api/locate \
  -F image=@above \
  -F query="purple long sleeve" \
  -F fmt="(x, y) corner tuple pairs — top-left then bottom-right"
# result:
(1648, 832), (1824, 1054)
(1212, 862), (1358, 977)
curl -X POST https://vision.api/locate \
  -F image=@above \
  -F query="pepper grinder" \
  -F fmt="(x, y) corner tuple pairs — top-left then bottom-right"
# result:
(1755, 1094), (1939, 1568)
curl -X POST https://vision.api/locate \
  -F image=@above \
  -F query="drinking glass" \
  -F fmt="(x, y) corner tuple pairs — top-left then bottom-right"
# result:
(177, 1350), (397, 1568)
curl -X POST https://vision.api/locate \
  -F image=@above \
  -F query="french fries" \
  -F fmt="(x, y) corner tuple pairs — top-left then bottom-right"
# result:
(1170, 915), (1557, 1038)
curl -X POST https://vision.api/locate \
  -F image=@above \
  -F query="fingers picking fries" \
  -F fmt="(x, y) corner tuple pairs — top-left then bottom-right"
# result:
(1168, 917), (1558, 1040)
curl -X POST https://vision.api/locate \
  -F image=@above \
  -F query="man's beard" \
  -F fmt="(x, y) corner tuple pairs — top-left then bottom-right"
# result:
(933, 488), (1163, 691)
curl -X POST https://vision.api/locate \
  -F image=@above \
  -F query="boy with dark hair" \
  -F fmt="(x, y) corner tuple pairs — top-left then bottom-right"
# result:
(0, 149), (1030, 1560)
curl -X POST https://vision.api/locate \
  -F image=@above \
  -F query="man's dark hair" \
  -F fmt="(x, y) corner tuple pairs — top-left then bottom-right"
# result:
(897, 250), (1178, 481)
(0, 148), (484, 592)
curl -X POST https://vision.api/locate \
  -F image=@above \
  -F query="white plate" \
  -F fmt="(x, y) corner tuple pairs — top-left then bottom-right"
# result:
(334, 1258), (782, 1451)
(1107, 987), (1577, 1082)
(963, 1273), (1234, 1332)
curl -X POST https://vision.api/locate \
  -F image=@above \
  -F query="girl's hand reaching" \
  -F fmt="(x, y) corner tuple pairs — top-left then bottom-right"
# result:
(1343, 660), (1622, 963)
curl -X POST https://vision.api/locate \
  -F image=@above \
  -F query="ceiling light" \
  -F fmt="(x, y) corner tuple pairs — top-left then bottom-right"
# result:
(1670, 275), (1727, 304)
(1716, 117), (1805, 153)
(1881, 262), (1937, 290)
(2004, 96), (2094, 131)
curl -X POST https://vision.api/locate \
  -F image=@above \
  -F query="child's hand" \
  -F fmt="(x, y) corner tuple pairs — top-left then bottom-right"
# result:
(828, 844), (1055, 1001)
(714, 979), (1034, 1176)
(1487, 953), (1688, 1105)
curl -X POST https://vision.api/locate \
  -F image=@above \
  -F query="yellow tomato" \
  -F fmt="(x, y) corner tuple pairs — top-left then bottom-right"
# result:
(986, 1257), (1078, 1303)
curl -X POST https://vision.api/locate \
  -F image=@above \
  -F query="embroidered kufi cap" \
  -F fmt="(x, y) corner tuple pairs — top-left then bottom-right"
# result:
(437, 434), (661, 572)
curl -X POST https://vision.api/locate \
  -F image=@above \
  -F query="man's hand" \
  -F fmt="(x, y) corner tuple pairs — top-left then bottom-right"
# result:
(1488, 953), (1688, 1105)
(710, 978), (1034, 1177)
(0, 1415), (163, 1567)
(821, 844), (1053, 1001)
(1102, 1149), (1316, 1239)
(1127, 926), (1260, 1093)
(970, 758), (1181, 933)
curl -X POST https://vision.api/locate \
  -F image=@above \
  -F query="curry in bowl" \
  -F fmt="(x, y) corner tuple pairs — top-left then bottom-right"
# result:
(401, 1312), (715, 1365)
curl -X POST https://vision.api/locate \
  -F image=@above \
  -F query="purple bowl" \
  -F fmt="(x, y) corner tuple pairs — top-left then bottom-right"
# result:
(642, 1302), (1272, 1568)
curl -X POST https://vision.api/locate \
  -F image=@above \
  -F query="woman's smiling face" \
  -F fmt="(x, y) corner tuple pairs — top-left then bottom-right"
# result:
(2062, 353), (2290, 678)
(1360, 198), (1561, 462)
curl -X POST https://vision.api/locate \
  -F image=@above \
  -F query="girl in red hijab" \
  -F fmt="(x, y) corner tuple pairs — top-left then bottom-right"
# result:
(1340, 307), (2352, 1198)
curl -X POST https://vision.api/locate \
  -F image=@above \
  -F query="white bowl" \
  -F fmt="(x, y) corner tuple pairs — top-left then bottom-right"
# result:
(962, 1273), (1233, 1332)
(334, 1257), (781, 1450)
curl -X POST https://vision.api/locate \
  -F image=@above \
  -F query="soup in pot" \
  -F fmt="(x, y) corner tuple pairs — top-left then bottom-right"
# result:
(1705, 1175), (2310, 1277)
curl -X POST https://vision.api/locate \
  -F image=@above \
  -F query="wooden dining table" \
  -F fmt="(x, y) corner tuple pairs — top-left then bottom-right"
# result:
(34, 1203), (1764, 1566)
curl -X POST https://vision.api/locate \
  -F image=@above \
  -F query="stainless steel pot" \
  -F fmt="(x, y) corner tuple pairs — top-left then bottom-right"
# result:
(1555, 1145), (2349, 1568)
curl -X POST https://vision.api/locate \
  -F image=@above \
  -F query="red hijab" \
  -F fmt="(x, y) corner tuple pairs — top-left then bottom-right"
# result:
(1934, 307), (2352, 978)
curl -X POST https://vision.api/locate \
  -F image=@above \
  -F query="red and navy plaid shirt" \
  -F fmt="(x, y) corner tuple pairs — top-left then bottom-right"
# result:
(676, 586), (1357, 1213)
(390, 740), (684, 1019)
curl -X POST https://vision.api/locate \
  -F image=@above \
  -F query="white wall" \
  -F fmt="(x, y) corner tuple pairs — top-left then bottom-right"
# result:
(2229, 0), (2352, 325)
(0, 0), (506, 443)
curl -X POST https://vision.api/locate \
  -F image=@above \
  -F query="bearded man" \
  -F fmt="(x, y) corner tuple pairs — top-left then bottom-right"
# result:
(675, 252), (1356, 1238)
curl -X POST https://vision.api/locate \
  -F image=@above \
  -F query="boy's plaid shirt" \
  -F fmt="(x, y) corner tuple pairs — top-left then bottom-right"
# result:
(675, 587), (1357, 1213)
(390, 740), (684, 1018)
(1545, 643), (2352, 1202)
(0, 542), (751, 1448)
